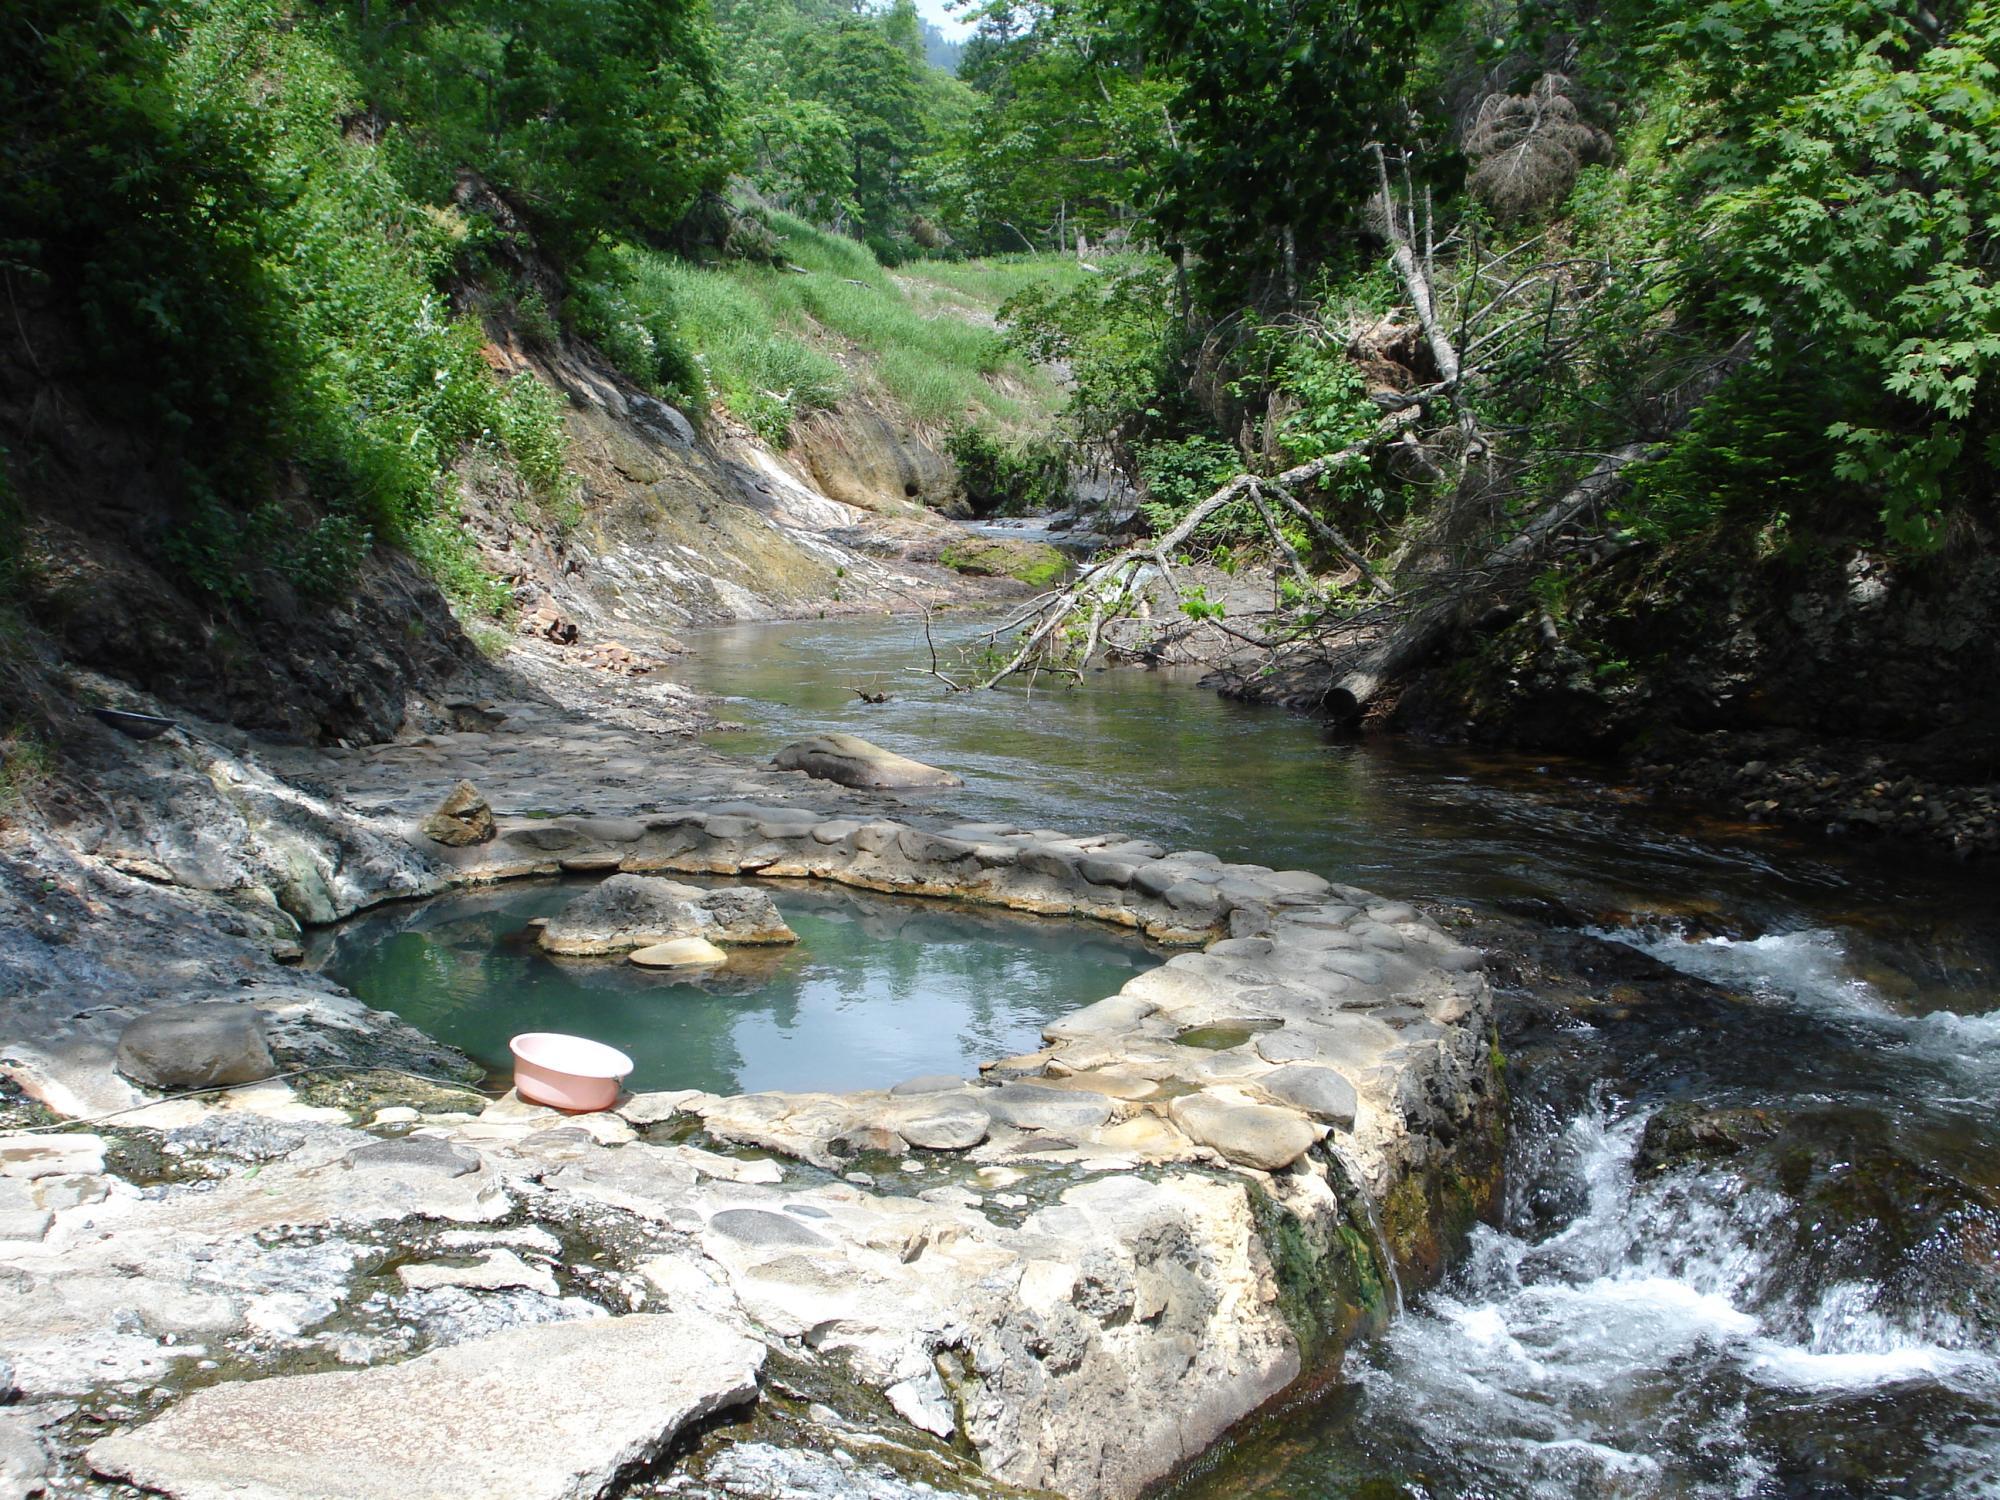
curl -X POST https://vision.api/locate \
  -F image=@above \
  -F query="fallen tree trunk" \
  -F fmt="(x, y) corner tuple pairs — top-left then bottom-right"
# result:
(1321, 442), (1655, 720)
(971, 410), (1420, 689)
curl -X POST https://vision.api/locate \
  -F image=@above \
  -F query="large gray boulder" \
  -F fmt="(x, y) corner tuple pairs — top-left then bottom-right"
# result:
(538, 875), (795, 956)
(86, 1312), (763, 1500)
(770, 732), (962, 790)
(114, 1005), (276, 1092)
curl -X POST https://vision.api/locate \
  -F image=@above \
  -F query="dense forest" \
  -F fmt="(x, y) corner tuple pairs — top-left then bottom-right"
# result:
(2, 0), (1995, 765)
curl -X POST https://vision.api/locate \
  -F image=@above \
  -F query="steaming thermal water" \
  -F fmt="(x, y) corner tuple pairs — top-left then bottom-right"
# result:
(669, 613), (2000, 1496)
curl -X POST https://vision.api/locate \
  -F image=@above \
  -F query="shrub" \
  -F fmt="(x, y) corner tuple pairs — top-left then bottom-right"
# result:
(947, 425), (1070, 515)
(1136, 436), (1248, 546)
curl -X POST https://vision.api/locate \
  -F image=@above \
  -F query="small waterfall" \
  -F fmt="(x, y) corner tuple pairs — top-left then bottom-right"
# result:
(1323, 1145), (1405, 1318)
(1301, 1093), (2000, 1497)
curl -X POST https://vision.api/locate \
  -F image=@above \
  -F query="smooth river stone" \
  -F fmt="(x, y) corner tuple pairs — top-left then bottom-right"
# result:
(889, 1098), (991, 1150)
(345, 1137), (482, 1178)
(86, 1313), (762, 1500)
(770, 732), (963, 790)
(1170, 1094), (1318, 1171)
(1252, 1065), (1359, 1127)
(1077, 855), (1137, 888)
(706, 1208), (832, 1249)
(629, 937), (728, 969)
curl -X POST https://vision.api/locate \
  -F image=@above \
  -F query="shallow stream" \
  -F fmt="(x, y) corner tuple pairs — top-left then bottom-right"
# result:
(675, 611), (2000, 1499)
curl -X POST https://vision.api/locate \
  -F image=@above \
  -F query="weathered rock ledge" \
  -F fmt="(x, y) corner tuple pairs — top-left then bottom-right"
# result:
(0, 705), (1501, 1500)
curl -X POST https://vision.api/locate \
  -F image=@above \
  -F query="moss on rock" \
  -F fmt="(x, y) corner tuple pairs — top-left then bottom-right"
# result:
(938, 537), (1067, 588)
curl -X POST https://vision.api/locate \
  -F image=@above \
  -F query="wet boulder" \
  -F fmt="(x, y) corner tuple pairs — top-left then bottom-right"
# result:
(771, 732), (963, 791)
(421, 779), (495, 846)
(538, 874), (795, 956)
(1170, 1093), (1319, 1171)
(1635, 1102), (1782, 1176)
(115, 1004), (277, 1092)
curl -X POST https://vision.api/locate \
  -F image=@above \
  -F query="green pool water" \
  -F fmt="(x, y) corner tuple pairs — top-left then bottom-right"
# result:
(309, 877), (1159, 1096)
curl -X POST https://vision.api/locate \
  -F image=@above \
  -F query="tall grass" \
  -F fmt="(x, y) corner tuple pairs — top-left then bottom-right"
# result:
(606, 215), (1084, 441)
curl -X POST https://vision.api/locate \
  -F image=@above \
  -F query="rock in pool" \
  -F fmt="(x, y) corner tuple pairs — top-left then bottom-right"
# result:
(539, 874), (796, 955)
(629, 937), (729, 969)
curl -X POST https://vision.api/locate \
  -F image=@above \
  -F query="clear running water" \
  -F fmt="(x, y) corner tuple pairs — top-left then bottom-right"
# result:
(673, 611), (2000, 1499)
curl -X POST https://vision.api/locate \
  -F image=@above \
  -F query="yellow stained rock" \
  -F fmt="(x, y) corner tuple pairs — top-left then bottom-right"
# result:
(628, 937), (728, 969)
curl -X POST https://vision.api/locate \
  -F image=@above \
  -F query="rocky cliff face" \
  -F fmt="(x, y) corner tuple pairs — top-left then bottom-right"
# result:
(471, 332), (992, 658)
(1390, 539), (2000, 856)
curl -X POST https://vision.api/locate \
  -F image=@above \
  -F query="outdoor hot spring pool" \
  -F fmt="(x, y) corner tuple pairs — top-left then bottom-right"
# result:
(309, 877), (1161, 1096)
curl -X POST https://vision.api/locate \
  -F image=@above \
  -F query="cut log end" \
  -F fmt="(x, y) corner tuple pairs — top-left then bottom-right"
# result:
(1324, 666), (1382, 723)
(1323, 686), (1364, 723)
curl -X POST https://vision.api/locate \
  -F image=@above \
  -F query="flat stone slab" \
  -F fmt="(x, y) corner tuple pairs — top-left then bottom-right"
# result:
(86, 1312), (763, 1500)
(396, 1248), (556, 1297)
(0, 1134), (105, 1179)
(888, 1074), (967, 1096)
(981, 1084), (1115, 1133)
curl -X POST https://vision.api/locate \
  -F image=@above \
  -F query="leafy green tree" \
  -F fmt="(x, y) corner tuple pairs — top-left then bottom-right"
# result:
(928, 23), (1164, 254)
(347, 0), (734, 257)
(1595, 0), (2000, 550)
(714, 0), (858, 220)
(1129, 0), (1430, 307)
(2, 0), (296, 519)
(786, 13), (939, 243)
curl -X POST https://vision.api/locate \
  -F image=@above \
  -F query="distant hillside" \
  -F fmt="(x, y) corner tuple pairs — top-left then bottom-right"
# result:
(921, 19), (963, 73)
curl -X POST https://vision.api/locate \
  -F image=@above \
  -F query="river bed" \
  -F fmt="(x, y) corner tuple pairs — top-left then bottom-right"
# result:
(674, 611), (2000, 1499)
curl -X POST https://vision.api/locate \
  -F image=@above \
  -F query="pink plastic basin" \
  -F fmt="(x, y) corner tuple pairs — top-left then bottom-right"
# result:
(509, 1032), (634, 1112)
